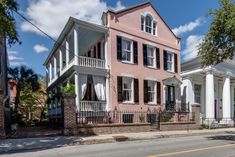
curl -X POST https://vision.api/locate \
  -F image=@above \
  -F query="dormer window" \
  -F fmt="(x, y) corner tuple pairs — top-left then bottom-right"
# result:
(141, 14), (157, 36)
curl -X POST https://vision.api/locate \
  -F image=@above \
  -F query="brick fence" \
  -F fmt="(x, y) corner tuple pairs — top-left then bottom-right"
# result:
(0, 95), (6, 138)
(62, 95), (201, 135)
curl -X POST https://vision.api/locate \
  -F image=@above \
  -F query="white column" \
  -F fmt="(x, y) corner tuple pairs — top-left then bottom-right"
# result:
(221, 73), (233, 124)
(104, 33), (108, 69)
(106, 76), (110, 111)
(74, 27), (79, 65)
(49, 63), (52, 81)
(54, 56), (57, 78)
(66, 40), (69, 66)
(59, 50), (62, 73)
(182, 77), (193, 112)
(205, 71), (215, 121)
(75, 73), (79, 111)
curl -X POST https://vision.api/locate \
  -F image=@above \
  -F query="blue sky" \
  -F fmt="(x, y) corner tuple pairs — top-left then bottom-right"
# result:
(8, 0), (220, 75)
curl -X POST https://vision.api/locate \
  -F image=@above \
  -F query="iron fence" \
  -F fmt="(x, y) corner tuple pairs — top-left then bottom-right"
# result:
(77, 110), (159, 125)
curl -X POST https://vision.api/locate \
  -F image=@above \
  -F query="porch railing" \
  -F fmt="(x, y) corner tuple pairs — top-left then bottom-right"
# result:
(79, 101), (106, 112)
(78, 56), (105, 69)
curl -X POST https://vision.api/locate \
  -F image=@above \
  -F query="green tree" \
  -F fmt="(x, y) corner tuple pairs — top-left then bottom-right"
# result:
(0, 0), (20, 46)
(198, 0), (235, 67)
(8, 66), (40, 112)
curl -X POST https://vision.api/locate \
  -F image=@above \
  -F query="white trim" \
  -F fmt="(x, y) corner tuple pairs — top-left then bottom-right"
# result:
(120, 73), (134, 78)
(144, 41), (157, 47)
(119, 33), (134, 40)
(145, 77), (157, 81)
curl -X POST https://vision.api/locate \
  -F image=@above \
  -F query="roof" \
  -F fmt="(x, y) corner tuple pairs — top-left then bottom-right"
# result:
(43, 17), (106, 65)
(106, 1), (180, 40)
(163, 76), (182, 86)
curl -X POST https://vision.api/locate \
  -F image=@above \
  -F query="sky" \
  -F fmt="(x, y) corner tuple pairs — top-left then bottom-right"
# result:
(8, 0), (220, 75)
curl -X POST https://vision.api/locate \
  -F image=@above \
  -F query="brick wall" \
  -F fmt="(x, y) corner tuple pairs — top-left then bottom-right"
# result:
(62, 93), (77, 135)
(0, 95), (6, 138)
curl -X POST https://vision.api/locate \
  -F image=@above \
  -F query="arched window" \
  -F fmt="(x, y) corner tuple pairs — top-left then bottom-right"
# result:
(141, 14), (157, 35)
(145, 15), (152, 33)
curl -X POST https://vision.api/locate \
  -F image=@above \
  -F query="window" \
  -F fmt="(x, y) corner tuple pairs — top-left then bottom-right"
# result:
(141, 15), (157, 35)
(147, 46), (155, 67)
(145, 16), (152, 33)
(122, 77), (133, 102)
(167, 53), (173, 72)
(123, 114), (134, 123)
(147, 80), (156, 103)
(122, 39), (132, 62)
(194, 84), (201, 104)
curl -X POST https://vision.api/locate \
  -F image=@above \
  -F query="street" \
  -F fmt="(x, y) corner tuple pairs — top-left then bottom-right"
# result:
(2, 133), (235, 157)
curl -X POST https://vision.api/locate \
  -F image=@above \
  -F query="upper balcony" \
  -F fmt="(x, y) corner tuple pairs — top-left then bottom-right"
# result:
(44, 18), (108, 87)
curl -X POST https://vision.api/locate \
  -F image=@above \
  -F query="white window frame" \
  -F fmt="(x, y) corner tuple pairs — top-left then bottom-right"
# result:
(121, 38), (133, 64)
(122, 77), (134, 103)
(141, 15), (157, 36)
(166, 51), (175, 73)
(147, 80), (157, 104)
(147, 45), (156, 68)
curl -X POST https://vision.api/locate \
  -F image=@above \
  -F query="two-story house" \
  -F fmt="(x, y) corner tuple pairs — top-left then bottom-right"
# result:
(44, 2), (182, 123)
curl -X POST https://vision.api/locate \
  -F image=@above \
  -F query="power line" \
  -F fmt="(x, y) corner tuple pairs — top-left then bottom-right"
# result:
(13, 10), (79, 63)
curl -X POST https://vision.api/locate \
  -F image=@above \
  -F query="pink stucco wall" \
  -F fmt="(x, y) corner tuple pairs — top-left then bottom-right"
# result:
(106, 3), (181, 111)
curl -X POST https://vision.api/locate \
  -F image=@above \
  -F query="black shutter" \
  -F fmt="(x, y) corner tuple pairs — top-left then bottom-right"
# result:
(144, 80), (148, 103)
(143, 44), (147, 66)
(117, 76), (123, 102)
(174, 53), (178, 73)
(163, 50), (168, 70)
(156, 47), (160, 69)
(133, 41), (138, 64)
(134, 78), (139, 103)
(157, 81), (161, 104)
(117, 36), (122, 60)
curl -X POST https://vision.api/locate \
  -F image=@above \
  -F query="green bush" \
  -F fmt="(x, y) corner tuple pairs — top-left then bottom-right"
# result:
(63, 85), (75, 94)
(200, 123), (209, 129)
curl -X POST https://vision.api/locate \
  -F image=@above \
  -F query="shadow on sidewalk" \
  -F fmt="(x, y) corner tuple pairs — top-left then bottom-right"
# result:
(0, 136), (79, 155)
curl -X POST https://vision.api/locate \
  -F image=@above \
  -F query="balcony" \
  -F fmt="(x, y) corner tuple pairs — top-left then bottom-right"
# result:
(79, 101), (106, 112)
(78, 56), (105, 69)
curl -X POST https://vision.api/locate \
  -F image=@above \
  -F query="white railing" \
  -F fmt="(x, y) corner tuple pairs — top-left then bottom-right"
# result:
(78, 56), (105, 69)
(79, 101), (106, 111)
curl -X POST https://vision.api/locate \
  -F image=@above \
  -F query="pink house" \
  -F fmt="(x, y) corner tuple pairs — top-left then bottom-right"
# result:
(44, 2), (182, 123)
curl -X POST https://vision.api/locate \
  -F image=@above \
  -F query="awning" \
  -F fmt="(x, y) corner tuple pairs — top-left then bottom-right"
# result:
(163, 76), (182, 86)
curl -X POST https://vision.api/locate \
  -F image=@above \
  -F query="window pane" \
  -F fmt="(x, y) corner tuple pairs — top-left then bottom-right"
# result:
(194, 84), (201, 103)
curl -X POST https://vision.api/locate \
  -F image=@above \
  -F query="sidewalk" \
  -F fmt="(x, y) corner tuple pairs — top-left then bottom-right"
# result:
(1, 128), (235, 154)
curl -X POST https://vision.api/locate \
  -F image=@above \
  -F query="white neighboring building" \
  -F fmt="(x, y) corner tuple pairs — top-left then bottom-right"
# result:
(181, 57), (235, 126)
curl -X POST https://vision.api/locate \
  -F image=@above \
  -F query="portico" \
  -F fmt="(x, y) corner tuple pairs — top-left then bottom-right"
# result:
(181, 57), (235, 126)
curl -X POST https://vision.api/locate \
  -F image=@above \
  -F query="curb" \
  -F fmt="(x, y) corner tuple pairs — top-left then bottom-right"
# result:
(77, 130), (235, 145)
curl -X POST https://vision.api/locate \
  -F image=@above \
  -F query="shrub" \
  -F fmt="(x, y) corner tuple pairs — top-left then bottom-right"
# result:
(63, 85), (75, 94)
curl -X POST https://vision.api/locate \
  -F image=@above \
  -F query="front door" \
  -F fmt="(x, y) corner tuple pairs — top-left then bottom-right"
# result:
(166, 85), (175, 111)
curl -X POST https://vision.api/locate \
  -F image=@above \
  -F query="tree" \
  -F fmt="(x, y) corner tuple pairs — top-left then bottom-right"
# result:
(0, 0), (20, 46)
(198, 0), (235, 67)
(8, 66), (40, 112)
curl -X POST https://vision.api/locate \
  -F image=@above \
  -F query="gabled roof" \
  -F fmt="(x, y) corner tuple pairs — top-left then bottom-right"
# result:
(106, 1), (180, 40)
(163, 76), (182, 86)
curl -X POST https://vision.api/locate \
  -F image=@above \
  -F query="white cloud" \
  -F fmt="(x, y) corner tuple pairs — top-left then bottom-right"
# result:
(172, 17), (205, 36)
(34, 44), (49, 53)
(8, 51), (27, 66)
(182, 35), (204, 62)
(21, 0), (125, 38)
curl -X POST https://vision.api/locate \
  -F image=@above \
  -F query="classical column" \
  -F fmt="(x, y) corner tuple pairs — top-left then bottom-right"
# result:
(205, 70), (215, 122)
(66, 40), (69, 66)
(59, 50), (62, 73)
(182, 76), (193, 112)
(54, 56), (57, 78)
(74, 73), (79, 111)
(221, 73), (233, 125)
(104, 33), (108, 69)
(74, 27), (78, 65)
(49, 63), (52, 81)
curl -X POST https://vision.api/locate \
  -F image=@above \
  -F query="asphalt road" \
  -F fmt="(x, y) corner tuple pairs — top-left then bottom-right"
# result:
(2, 133), (235, 157)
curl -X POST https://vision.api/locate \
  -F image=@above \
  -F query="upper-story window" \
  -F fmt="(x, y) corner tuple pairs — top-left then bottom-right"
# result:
(163, 50), (178, 73)
(117, 36), (138, 64)
(141, 14), (157, 35)
(143, 44), (160, 69)
(147, 46), (155, 67)
(122, 38), (132, 62)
